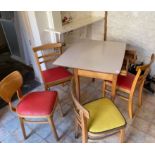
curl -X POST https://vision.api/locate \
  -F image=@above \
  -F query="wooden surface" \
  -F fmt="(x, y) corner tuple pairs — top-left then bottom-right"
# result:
(54, 39), (126, 74)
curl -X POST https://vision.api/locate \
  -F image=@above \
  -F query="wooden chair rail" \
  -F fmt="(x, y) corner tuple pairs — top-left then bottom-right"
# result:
(104, 87), (129, 101)
(23, 119), (49, 124)
(39, 57), (57, 64)
(32, 43), (62, 52)
(38, 52), (60, 59)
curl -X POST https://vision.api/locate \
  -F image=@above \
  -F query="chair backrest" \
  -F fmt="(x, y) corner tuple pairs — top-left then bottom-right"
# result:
(130, 53), (155, 96)
(70, 78), (89, 119)
(32, 43), (62, 72)
(137, 53), (154, 83)
(125, 49), (137, 64)
(70, 78), (89, 142)
(0, 71), (23, 112)
(120, 49), (137, 76)
(70, 78), (90, 135)
(150, 53), (155, 66)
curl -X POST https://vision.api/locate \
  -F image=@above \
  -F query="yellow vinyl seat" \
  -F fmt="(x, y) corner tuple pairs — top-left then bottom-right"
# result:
(84, 98), (126, 133)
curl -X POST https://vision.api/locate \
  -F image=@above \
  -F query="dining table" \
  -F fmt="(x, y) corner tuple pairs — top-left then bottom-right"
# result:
(53, 39), (126, 101)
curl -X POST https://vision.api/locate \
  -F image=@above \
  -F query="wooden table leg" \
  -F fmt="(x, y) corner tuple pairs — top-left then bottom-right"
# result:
(74, 68), (80, 101)
(111, 74), (118, 101)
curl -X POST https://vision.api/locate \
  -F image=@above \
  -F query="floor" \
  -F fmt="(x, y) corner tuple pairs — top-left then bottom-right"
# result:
(0, 77), (155, 143)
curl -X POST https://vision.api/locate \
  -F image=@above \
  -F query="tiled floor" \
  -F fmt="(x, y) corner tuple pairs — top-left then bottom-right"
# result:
(0, 77), (155, 143)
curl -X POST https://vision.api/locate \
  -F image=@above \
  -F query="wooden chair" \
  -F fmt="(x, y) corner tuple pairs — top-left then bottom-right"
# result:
(70, 78), (126, 143)
(0, 71), (63, 141)
(120, 49), (137, 76)
(33, 43), (72, 90)
(103, 53), (155, 119)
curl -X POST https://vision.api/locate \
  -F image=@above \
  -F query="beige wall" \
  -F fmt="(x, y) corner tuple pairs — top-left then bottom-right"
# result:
(107, 11), (155, 75)
(63, 11), (105, 44)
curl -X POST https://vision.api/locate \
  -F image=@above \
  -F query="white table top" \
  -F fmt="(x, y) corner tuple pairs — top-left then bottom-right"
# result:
(53, 39), (126, 74)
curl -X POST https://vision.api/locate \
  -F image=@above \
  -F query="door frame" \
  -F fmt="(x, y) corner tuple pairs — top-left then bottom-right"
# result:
(19, 11), (43, 83)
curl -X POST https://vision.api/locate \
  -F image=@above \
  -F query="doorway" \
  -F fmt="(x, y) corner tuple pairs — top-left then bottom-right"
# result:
(0, 12), (40, 109)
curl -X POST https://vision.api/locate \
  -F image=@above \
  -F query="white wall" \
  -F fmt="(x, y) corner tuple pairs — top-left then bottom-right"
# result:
(62, 11), (105, 44)
(35, 11), (58, 69)
(35, 12), (54, 44)
(107, 11), (155, 75)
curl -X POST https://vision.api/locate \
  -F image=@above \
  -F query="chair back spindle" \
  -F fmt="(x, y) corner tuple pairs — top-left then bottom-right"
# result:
(33, 43), (62, 71)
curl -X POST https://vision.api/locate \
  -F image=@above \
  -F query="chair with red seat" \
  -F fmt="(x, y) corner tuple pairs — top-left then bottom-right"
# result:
(0, 71), (62, 141)
(33, 43), (72, 90)
(103, 53), (155, 119)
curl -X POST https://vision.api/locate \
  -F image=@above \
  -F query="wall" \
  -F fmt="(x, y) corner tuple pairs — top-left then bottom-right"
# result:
(107, 11), (155, 75)
(35, 12), (54, 44)
(35, 11), (58, 69)
(62, 11), (105, 44)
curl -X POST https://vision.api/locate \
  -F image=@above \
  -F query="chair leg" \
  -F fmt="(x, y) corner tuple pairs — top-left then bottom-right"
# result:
(128, 98), (133, 119)
(19, 117), (26, 139)
(82, 129), (88, 143)
(81, 116), (88, 143)
(138, 83), (144, 108)
(120, 128), (125, 143)
(102, 81), (106, 97)
(48, 117), (59, 141)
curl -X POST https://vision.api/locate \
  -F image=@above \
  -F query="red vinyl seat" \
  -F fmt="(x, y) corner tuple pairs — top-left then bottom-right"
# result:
(16, 91), (57, 116)
(108, 73), (135, 91)
(117, 73), (135, 91)
(42, 66), (72, 83)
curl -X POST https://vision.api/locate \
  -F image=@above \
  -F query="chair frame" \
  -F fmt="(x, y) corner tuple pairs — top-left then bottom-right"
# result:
(103, 54), (155, 119)
(33, 43), (72, 90)
(0, 71), (63, 141)
(71, 76), (126, 143)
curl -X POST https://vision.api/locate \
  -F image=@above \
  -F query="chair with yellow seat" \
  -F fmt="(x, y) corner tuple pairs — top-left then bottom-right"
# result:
(70, 79), (126, 143)
(103, 53), (155, 119)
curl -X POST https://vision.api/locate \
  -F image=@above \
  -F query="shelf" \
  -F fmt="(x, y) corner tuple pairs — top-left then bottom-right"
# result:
(45, 16), (104, 34)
